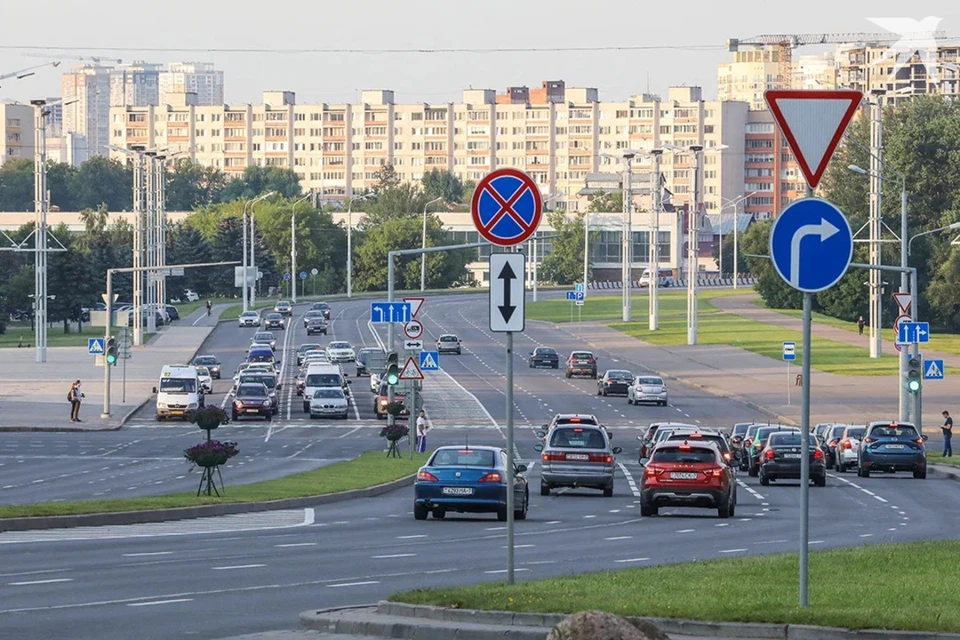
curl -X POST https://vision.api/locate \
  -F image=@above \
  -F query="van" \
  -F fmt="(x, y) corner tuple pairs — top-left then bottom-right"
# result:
(639, 268), (675, 288)
(302, 363), (349, 412)
(154, 364), (205, 421)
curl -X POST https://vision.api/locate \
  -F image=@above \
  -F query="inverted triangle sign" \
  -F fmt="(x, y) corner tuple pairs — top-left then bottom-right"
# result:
(399, 356), (424, 380)
(403, 297), (425, 318)
(764, 90), (863, 189)
(893, 292), (912, 314)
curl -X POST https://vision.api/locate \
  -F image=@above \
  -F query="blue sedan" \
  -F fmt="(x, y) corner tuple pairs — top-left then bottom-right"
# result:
(414, 445), (529, 521)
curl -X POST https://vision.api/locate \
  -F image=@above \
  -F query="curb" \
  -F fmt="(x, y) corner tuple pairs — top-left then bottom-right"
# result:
(928, 464), (960, 482)
(0, 473), (415, 532)
(0, 424), (122, 433)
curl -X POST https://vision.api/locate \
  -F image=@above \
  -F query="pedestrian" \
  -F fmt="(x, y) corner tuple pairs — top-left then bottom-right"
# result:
(857, 315), (865, 336)
(68, 380), (84, 423)
(942, 410), (953, 458)
(416, 410), (428, 453)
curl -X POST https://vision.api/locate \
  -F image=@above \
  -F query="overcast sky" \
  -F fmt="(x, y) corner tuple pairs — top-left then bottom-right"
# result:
(2, 1), (957, 105)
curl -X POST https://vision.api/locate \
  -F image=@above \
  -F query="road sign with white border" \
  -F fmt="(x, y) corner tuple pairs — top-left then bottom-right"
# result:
(769, 198), (853, 293)
(489, 253), (525, 332)
(283, 272), (291, 281)
(893, 313), (912, 353)
(782, 341), (796, 361)
(924, 359), (944, 380)
(764, 90), (863, 189)
(399, 356), (424, 380)
(575, 283), (585, 293)
(370, 302), (411, 324)
(566, 291), (577, 301)
(403, 339), (423, 351)
(299, 271), (307, 280)
(419, 351), (440, 371)
(403, 297), (425, 318)
(893, 292), (912, 314)
(471, 168), (543, 247)
(88, 338), (104, 355)
(403, 320), (424, 340)
(898, 321), (930, 345)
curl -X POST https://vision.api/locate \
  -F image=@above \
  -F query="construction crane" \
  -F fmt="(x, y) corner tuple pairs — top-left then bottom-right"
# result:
(0, 61), (61, 88)
(23, 53), (122, 66)
(729, 31), (949, 89)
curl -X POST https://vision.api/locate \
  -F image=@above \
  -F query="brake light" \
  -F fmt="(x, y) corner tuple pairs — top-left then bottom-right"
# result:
(417, 471), (438, 482)
(569, 418), (581, 423)
(605, 380), (613, 385)
(842, 439), (852, 449)
(723, 452), (732, 461)
(814, 449), (824, 460)
(864, 437), (875, 444)
(764, 449), (775, 460)
(587, 453), (613, 463)
(644, 466), (658, 477)
(542, 452), (565, 461)
(573, 427), (583, 432)
(478, 472), (502, 483)
(688, 433), (703, 438)
(458, 449), (474, 453)
(703, 467), (725, 477)
(915, 438), (925, 445)
(588, 357), (596, 363)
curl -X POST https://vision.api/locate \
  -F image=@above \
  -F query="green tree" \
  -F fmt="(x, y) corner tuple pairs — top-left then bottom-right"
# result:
(539, 211), (588, 285)
(373, 163), (400, 191)
(166, 159), (228, 210)
(71, 157), (133, 211)
(47, 162), (78, 211)
(586, 189), (623, 214)
(740, 220), (803, 309)
(712, 233), (749, 277)
(421, 169), (464, 204)
(218, 166), (301, 202)
(362, 182), (429, 227)
(46, 223), (95, 332)
(0, 158), (34, 211)
(166, 223), (214, 297)
(925, 248), (960, 332)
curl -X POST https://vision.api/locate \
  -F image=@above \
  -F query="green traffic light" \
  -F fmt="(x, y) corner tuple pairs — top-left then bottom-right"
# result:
(106, 354), (117, 364)
(908, 379), (921, 392)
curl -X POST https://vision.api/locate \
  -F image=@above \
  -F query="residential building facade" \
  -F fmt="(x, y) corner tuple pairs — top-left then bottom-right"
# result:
(837, 43), (960, 103)
(0, 103), (34, 166)
(159, 62), (224, 106)
(62, 64), (111, 158)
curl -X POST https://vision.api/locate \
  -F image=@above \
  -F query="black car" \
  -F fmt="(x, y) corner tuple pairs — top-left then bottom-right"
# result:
(729, 422), (752, 463)
(529, 347), (559, 369)
(264, 313), (285, 330)
(165, 304), (180, 321)
(193, 355), (222, 379)
(311, 301), (331, 319)
(747, 425), (801, 477)
(306, 317), (328, 335)
(858, 421), (927, 479)
(297, 343), (323, 366)
(303, 310), (325, 328)
(565, 351), (597, 379)
(597, 370), (633, 396)
(231, 383), (273, 421)
(758, 432), (826, 486)
(356, 347), (384, 377)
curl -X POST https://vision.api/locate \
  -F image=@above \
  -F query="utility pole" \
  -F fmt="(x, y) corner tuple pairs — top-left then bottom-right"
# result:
(649, 149), (663, 331)
(869, 92), (884, 359)
(31, 100), (49, 363)
(155, 156), (167, 309)
(144, 151), (157, 335)
(622, 151), (635, 322)
(291, 193), (310, 303)
(131, 145), (146, 346)
(687, 145), (704, 346)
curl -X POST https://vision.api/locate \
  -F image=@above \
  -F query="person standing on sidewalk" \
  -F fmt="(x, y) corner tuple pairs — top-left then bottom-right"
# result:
(416, 410), (428, 453)
(69, 380), (84, 423)
(942, 411), (953, 458)
(857, 316), (865, 336)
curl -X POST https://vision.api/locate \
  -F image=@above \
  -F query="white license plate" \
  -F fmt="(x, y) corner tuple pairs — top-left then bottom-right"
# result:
(783, 453), (801, 459)
(566, 454), (589, 461)
(442, 487), (474, 496)
(670, 472), (698, 480)
(246, 409), (259, 413)
(885, 444), (905, 449)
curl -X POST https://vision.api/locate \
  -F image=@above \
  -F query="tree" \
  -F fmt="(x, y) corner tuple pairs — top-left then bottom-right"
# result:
(373, 163), (400, 191)
(712, 233), (748, 277)
(46, 223), (95, 332)
(165, 159), (228, 210)
(70, 157), (133, 211)
(0, 158), (33, 211)
(539, 211), (588, 285)
(47, 162), (78, 211)
(166, 223), (214, 297)
(218, 166), (301, 202)
(206, 216), (245, 295)
(740, 220), (803, 309)
(362, 182), (429, 227)
(925, 248), (960, 332)
(586, 190), (623, 214)
(421, 169), (464, 204)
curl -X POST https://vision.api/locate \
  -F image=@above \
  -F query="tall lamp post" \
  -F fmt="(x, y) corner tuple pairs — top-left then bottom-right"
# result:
(648, 148), (663, 331)
(720, 191), (758, 288)
(346, 192), (374, 298)
(291, 193), (311, 303)
(30, 99), (50, 363)
(243, 191), (274, 310)
(421, 197), (443, 292)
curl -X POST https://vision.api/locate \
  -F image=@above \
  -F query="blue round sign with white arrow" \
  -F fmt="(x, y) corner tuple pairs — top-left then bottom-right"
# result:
(769, 198), (853, 293)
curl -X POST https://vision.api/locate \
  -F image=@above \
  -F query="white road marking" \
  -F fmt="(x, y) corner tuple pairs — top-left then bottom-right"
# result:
(504, 544), (535, 549)
(327, 580), (380, 588)
(720, 548), (748, 553)
(8, 578), (73, 586)
(617, 462), (641, 497)
(604, 536), (632, 541)
(614, 557), (649, 563)
(211, 564), (266, 571)
(396, 534), (427, 539)
(809, 540), (824, 545)
(484, 568), (529, 574)
(338, 426), (363, 439)
(544, 520), (562, 525)
(275, 543), (317, 548)
(735, 479), (765, 502)
(715, 523), (729, 528)
(372, 553), (416, 559)
(127, 598), (193, 607)
(676, 529), (695, 533)
(859, 534), (873, 538)
(122, 551), (173, 557)
(583, 515), (597, 519)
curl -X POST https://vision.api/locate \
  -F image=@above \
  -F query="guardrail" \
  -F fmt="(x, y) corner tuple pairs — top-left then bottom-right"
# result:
(586, 276), (757, 290)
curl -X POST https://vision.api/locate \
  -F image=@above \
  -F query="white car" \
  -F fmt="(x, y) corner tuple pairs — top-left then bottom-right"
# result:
(309, 387), (349, 419)
(370, 372), (381, 393)
(326, 341), (356, 363)
(627, 375), (668, 406)
(196, 366), (213, 394)
(184, 290), (200, 302)
(835, 425), (866, 472)
(238, 311), (261, 328)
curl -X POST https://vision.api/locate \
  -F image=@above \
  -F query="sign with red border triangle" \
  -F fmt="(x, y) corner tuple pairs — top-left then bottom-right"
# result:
(403, 297), (425, 318)
(764, 90), (863, 190)
(399, 356), (424, 381)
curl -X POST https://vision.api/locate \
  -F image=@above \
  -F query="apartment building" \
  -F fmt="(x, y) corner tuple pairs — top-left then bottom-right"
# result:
(107, 82), (748, 217)
(159, 62), (224, 106)
(62, 65), (112, 158)
(837, 43), (960, 103)
(110, 62), (162, 109)
(0, 103), (34, 166)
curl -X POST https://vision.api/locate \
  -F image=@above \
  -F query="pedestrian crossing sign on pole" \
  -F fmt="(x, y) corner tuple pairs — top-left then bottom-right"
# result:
(88, 338), (105, 355)
(924, 359), (944, 380)
(419, 351), (440, 371)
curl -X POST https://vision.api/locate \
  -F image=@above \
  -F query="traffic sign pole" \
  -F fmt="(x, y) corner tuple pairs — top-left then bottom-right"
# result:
(505, 251), (516, 587)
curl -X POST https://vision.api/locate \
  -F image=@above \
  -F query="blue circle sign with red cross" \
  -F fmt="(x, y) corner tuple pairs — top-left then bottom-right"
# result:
(471, 168), (543, 247)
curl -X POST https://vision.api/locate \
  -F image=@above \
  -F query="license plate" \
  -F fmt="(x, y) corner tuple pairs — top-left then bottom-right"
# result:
(442, 487), (474, 496)
(670, 472), (698, 480)
(246, 409), (259, 413)
(566, 454), (589, 461)
(885, 444), (905, 449)
(171, 410), (183, 415)
(783, 453), (801, 458)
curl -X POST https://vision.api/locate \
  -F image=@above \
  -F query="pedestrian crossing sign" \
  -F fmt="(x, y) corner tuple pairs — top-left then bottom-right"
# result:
(419, 351), (440, 371)
(88, 338), (105, 354)
(923, 359), (944, 380)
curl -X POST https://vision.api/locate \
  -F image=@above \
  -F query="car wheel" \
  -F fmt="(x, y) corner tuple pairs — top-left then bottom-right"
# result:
(413, 504), (428, 520)
(748, 464), (759, 478)
(718, 502), (731, 518)
(515, 490), (528, 520)
(432, 508), (446, 519)
(539, 482), (550, 497)
(457, 349), (461, 355)
(496, 506), (508, 522)
(603, 484), (614, 498)
(759, 473), (770, 486)
(592, 372), (598, 379)
(729, 502), (736, 518)
(264, 413), (271, 422)
(814, 475), (826, 487)
(303, 403), (310, 413)
(913, 469), (927, 479)
(231, 411), (237, 421)
(155, 414), (163, 422)
(553, 363), (558, 369)
(640, 502), (658, 517)
(597, 388), (602, 396)
(858, 466), (870, 478)
(565, 371), (571, 378)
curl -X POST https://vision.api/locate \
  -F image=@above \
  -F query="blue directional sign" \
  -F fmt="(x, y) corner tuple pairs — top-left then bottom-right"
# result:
(575, 283), (585, 293)
(898, 321), (930, 345)
(566, 291), (577, 301)
(924, 359), (944, 380)
(283, 272), (291, 281)
(769, 198), (853, 293)
(370, 302), (412, 324)
(782, 341), (796, 362)
(299, 271), (307, 280)
(419, 351), (440, 371)
(88, 338), (105, 355)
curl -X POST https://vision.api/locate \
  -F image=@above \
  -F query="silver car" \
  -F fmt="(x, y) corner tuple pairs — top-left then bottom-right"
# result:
(253, 331), (277, 351)
(238, 311), (261, 327)
(309, 387), (349, 419)
(535, 425), (622, 497)
(627, 375), (668, 406)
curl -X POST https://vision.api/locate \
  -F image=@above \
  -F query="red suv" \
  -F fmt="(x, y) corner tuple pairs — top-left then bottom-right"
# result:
(640, 441), (737, 518)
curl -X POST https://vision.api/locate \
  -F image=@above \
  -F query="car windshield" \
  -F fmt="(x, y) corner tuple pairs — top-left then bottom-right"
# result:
(305, 311), (322, 317)
(607, 371), (632, 380)
(430, 449), (496, 467)
(266, 314), (281, 320)
(637, 377), (664, 385)
(196, 366), (210, 376)
(652, 447), (717, 464)
(299, 344), (321, 353)
(571, 352), (592, 359)
(667, 434), (727, 450)
(329, 342), (350, 350)
(549, 427), (607, 449)
(306, 373), (341, 386)
(240, 375), (276, 390)
(769, 433), (818, 447)
(844, 427), (866, 439)
(871, 425), (919, 438)
(827, 426), (848, 440)
(313, 303), (329, 310)
(248, 352), (274, 364)
(160, 377), (197, 393)
(536, 347), (556, 355)
(308, 318), (325, 324)
(732, 424), (750, 436)
(313, 389), (344, 399)
(440, 336), (458, 342)
(757, 427), (797, 442)
(241, 312), (257, 318)
(254, 333), (273, 341)
(195, 356), (217, 365)
(238, 385), (266, 397)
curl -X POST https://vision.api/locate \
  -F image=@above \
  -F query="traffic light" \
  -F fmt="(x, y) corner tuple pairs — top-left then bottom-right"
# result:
(385, 351), (400, 386)
(106, 336), (118, 365)
(906, 355), (922, 393)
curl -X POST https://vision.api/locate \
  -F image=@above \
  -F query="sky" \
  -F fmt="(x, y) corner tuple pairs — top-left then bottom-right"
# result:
(1, 0), (958, 106)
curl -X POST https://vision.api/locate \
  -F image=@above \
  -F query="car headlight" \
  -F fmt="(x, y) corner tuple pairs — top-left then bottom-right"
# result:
(234, 400), (243, 408)
(379, 399), (387, 406)
(262, 400), (271, 406)
(158, 402), (168, 409)
(187, 403), (199, 409)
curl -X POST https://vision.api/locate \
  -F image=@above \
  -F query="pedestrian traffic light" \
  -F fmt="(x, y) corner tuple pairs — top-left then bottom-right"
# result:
(385, 351), (400, 386)
(906, 355), (922, 393)
(106, 336), (117, 365)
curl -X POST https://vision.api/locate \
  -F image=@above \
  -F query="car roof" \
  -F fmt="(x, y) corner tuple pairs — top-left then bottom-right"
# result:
(299, 343), (322, 349)
(553, 414), (599, 423)
(439, 334), (459, 338)
(655, 440), (719, 451)
(605, 369), (633, 375)
(868, 421), (916, 428)
(432, 445), (501, 453)
(570, 350), (593, 355)
(306, 363), (340, 371)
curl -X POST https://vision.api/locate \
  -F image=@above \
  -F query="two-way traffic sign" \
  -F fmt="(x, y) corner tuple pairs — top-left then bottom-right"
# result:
(403, 339), (424, 351)
(370, 302), (412, 324)
(898, 321), (930, 345)
(769, 198), (853, 293)
(88, 338), (105, 355)
(489, 253), (525, 333)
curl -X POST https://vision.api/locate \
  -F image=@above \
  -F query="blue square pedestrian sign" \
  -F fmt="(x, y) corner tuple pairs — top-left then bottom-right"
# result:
(88, 338), (105, 355)
(924, 359), (944, 380)
(419, 351), (440, 371)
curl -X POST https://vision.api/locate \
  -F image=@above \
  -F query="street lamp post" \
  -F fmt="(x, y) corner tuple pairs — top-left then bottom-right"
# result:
(649, 149), (663, 331)
(347, 192), (374, 298)
(291, 193), (311, 303)
(720, 191), (758, 289)
(244, 192), (274, 309)
(622, 151), (636, 322)
(421, 197), (443, 292)
(30, 100), (49, 362)
(687, 144), (704, 345)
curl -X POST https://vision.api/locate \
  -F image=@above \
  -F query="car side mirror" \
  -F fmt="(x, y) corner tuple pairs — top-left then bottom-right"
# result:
(515, 464), (527, 473)
(612, 447), (623, 455)
(346, 380), (352, 384)
(152, 387), (157, 394)
(276, 383), (282, 389)
(533, 444), (543, 453)
(637, 435), (644, 441)
(922, 434), (929, 442)
(535, 430), (546, 439)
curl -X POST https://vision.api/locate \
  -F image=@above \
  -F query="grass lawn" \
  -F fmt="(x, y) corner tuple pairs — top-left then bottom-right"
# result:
(926, 451), (960, 467)
(175, 296), (240, 319)
(392, 541), (960, 633)
(527, 289), (743, 323)
(0, 450), (428, 519)
(0, 325), (152, 349)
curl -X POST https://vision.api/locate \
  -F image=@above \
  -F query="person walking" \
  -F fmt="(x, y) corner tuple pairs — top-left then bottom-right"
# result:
(69, 380), (84, 423)
(416, 410), (428, 453)
(857, 315), (865, 336)
(942, 411), (953, 458)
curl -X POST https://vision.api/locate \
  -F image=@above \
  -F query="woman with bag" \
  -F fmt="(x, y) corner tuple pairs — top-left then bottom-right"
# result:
(69, 380), (84, 423)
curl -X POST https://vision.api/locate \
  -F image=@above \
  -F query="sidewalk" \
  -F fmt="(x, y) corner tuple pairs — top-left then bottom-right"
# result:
(0, 305), (227, 431)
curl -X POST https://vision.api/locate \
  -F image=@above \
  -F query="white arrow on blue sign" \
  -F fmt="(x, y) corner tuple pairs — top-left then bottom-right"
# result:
(769, 198), (853, 293)
(924, 359), (944, 380)
(283, 272), (291, 281)
(370, 302), (412, 324)
(299, 271), (307, 280)
(575, 283), (585, 293)
(88, 338), (105, 354)
(898, 322), (930, 345)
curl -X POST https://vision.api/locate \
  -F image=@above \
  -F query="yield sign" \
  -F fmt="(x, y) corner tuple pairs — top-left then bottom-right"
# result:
(403, 297), (425, 318)
(764, 90), (863, 189)
(893, 292), (912, 314)
(399, 356), (424, 381)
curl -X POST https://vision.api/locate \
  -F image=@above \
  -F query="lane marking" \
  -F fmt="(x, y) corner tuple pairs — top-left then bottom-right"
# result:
(484, 568), (529, 574)
(676, 529), (695, 533)
(372, 553), (417, 559)
(396, 534), (428, 539)
(338, 426), (363, 439)
(122, 551), (173, 557)
(859, 534), (873, 538)
(617, 462), (641, 497)
(211, 564), (266, 571)
(720, 548), (748, 553)
(327, 580), (380, 588)
(8, 578), (74, 586)
(503, 544), (535, 549)
(128, 598), (193, 607)
(604, 536), (632, 541)
(275, 543), (317, 548)
(614, 557), (649, 563)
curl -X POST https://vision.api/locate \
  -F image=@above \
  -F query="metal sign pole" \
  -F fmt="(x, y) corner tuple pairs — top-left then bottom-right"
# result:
(799, 292), (812, 607)
(101, 270), (113, 418)
(122, 348), (127, 404)
(787, 360), (791, 406)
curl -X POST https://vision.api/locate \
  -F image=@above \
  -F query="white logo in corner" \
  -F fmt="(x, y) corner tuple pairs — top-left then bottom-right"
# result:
(867, 16), (946, 85)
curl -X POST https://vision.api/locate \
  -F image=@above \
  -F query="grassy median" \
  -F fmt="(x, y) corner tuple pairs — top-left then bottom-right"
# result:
(0, 451), (429, 519)
(393, 541), (960, 632)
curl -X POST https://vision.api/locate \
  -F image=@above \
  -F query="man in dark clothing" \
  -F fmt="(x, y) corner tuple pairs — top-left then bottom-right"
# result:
(69, 380), (84, 423)
(943, 411), (953, 458)
(857, 316), (865, 336)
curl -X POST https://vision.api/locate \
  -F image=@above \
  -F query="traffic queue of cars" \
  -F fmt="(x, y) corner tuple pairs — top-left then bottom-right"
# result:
(527, 348), (670, 406)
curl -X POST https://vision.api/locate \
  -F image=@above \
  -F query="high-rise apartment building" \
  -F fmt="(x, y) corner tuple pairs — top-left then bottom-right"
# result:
(62, 64), (111, 158)
(108, 83), (747, 216)
(159, 62), (224, 106)
(110, 61), (162, 108)
(0, 103), (35, 167)
(837, 43), (960, 103)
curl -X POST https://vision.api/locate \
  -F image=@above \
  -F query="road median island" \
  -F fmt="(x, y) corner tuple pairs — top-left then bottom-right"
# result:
(390, 541), (960, 634)
(0, 451), (429, 530)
